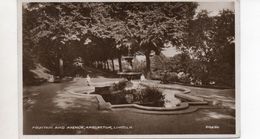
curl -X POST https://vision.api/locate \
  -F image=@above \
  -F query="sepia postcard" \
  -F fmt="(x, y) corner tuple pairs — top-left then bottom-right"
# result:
(18, 0), (240, 138)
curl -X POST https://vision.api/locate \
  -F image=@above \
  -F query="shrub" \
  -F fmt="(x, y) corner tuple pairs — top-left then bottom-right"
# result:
(161, 71), (179, 83)
(113, 80), (128, 91)
(177, 72), (191, 84)
(136, 87), (165, 107)
(150, 70), (164, 80)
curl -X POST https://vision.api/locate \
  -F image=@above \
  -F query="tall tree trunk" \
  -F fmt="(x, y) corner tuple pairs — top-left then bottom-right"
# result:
(145, 51), (151, 73)
(95, 61), (97, 68)
(59, 57), (63, 78)
(100, 61), (104, 69)
(102, 61), (106, 70)
(118, 55), (122, 72)
(111, 59), (115, 72)
(104, 61), (107, 70)
(98, 61), (101, 69)
(106, 60), (110, 71)
(100, 61), (103, 69)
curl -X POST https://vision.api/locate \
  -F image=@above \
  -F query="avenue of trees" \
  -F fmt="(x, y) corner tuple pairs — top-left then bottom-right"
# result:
(23, 2), (235, 87)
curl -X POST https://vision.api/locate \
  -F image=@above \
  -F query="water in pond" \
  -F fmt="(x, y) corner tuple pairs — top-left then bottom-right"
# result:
(94, 84), (183, 108)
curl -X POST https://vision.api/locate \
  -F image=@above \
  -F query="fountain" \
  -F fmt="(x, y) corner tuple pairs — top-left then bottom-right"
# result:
(67, 67), (208, 113)
(66, 43), (209, 113)
(117, 45), (142, 80)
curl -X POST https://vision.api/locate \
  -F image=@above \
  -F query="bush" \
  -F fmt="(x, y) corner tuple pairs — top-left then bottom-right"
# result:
(177, 72), (191, 84)
(161, 71), (179, 84)
(135, 87), (165, 107)
(112, 80), (128, 91)
(150, 70), (164, 80)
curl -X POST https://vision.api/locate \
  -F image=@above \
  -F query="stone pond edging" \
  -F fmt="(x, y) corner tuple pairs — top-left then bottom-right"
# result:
(64, 81), (210, 114)
(110, 102), (189, 111)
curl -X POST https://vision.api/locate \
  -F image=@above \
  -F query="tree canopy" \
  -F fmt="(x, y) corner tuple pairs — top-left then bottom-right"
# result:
(23, 2), (235, 87)
(23, 2), (198, 75)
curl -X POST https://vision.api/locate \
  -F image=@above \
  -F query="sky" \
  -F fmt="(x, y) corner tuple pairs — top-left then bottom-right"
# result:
(197, 2), (235, 16)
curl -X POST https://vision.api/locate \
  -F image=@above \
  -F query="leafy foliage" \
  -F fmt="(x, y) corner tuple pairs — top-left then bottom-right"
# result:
(185, 10), (235, 86)
(137, 87), (165, 107)
(22, 2), (234, 87)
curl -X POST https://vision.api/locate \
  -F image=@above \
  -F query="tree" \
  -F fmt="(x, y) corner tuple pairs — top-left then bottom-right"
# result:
(114, 2), (198, 73)
(23, 3), (91, 77)
(23, 2), (199, 79)
(185, 9), (235, 86)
